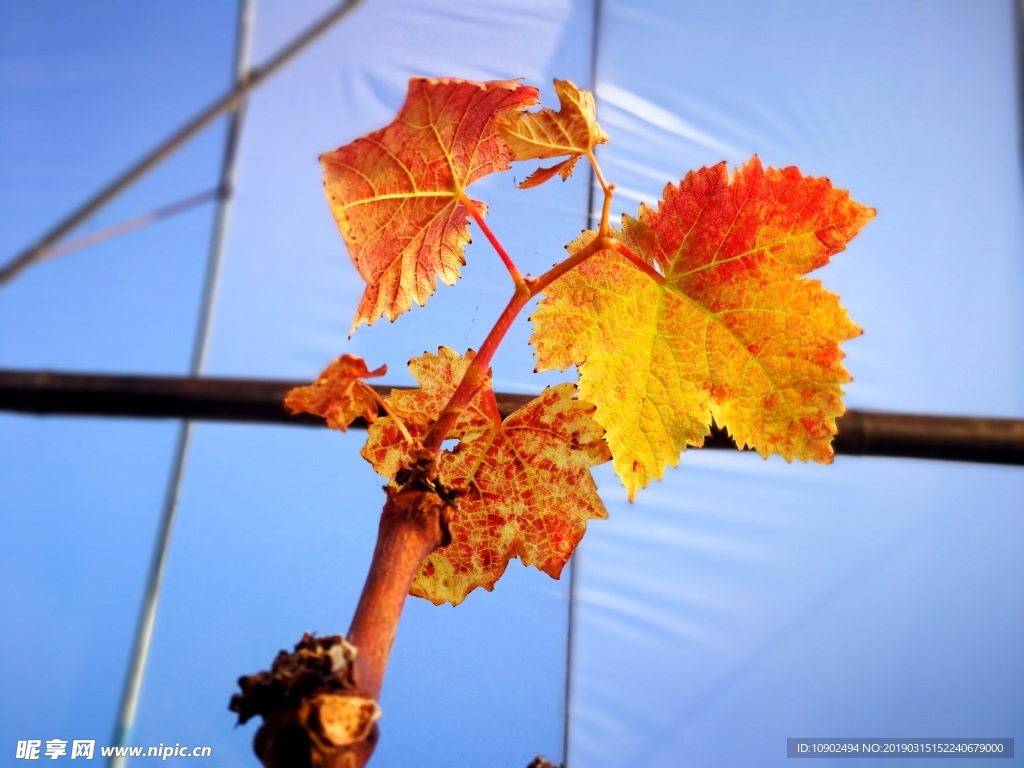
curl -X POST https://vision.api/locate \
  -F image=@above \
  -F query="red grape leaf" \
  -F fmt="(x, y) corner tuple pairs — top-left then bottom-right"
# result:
(496, 79), (607, 188)
(321, 78), (539, 333)
(285, 354), (386, 431)
(362, 347), (610, 606)
(532, 157), (874, 498)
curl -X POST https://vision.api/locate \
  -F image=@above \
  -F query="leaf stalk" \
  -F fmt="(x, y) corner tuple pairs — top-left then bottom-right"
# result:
(587, 150), (614, 237)
(460, 192), (525, 287)
(359, 382), (414, 446)
(609, 239), (666, 285)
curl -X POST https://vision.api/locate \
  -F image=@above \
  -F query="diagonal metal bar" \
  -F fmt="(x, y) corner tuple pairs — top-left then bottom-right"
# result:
(2, 369), (1024, 467)
(37, 187), (221, 263)
(0, 0), (365, 288)
(108, 1), (257, 762)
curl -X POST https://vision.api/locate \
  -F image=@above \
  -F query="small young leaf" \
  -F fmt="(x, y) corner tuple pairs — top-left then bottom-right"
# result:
(362, 348), (610, 605)
(321, 78), (539, 333)
(285, 354), (386, 431)
(496, 79), (607, 188)
(531, 157), (874, 499)
(517, 156), (580, 190)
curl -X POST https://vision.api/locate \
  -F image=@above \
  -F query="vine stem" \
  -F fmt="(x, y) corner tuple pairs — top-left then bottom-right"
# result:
(421, 282), (532, 453)
(336, 152), (665, 767)
(347, 487), (450, 702)
(421, 231), (622, 454)
(421, 152), (620, 453)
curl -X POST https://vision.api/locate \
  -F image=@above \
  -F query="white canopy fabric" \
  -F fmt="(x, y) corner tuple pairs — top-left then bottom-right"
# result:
(1, 2), (1021, 766)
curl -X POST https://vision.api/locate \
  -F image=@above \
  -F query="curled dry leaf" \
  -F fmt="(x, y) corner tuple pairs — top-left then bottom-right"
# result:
(362, 347), (610, 605)
(531, 157), (874, 499)
(496, 79), (607, 188)
(285, 354), (386, 431)
(321, 78), (539, 332)
(230, 633), (379, 768)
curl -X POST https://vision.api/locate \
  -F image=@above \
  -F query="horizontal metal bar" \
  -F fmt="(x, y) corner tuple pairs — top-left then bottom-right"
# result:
(1, 369), (1022, 466)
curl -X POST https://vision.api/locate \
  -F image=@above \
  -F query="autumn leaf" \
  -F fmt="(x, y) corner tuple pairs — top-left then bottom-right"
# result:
(532, 157), (874, 499)
(362, 347), (610, 605)
(285, 354), (386, 431)
(496, 79), (607, 188)
(321, 78), (539, 332)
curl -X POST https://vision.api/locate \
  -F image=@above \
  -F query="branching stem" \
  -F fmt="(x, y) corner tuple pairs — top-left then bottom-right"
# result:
(424, 157), (638, 452)
(337, 146), (667, 767)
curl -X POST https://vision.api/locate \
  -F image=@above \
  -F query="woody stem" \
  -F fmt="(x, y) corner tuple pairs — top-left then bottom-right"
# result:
(347, 487), (450, 702)
(347, 181), (616, 713)
(332, 159), (635, 767)
(345, 200), (654, 762)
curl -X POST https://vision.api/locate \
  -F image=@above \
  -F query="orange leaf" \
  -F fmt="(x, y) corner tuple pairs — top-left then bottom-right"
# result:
(517, 156), (580, 190)
(285, 354), (386, 431)
(497, 79), (607, 188)
(321, 78), (539, 333)
(532, 157), (874, 498)
(362, 348), (610, 606)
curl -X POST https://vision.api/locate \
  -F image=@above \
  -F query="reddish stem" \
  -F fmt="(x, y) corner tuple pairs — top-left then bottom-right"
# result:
(460, 193), (524, 286)
(422, 237), (654, 454)
(347, 488), (451, 700)
(335, 154), (670, 764)
(422, 284), (532, 452)
(608, 239), (666, 286)
(530, 235), (606, 294)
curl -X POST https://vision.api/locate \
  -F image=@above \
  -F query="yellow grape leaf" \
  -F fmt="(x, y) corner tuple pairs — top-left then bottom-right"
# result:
(496, 79), (607, 188)
(285, 354), (386, 431)
(321, 78), (540, 332)
(362, 347), (610, 605)
(532, 157), (874, 499)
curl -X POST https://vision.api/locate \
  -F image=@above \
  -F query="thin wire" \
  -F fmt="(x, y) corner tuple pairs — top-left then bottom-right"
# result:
(37, 188), (221, 263)
(563, 2), (604, 765)
(0, 0), (366, 288)
(108, 2), (256, 763)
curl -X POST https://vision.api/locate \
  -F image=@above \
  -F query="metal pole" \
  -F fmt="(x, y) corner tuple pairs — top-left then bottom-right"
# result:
(566, 0), (605, 763)
(109, 1), (256, 762)
(3, 370), (1024, 467)
(0, 0), (365, 288)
